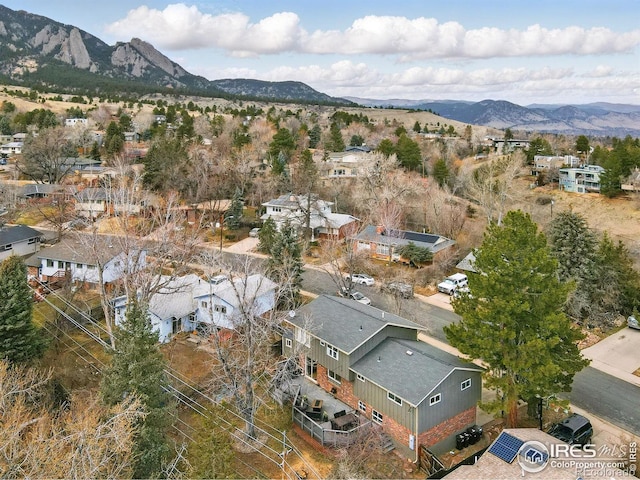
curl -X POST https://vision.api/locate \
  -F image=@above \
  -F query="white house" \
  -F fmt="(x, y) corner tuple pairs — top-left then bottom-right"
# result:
(35, 235), (146, 286)
(113, 274), (202, 343)
(189, 273), (277, 331)
(65, 118), (88, 127)
(113, 273), (277, 343)
(74, 187), (109, 219)
(0, 142), (23, 156)
(261, 193), (358, 240)
(0, 224), (43, 262)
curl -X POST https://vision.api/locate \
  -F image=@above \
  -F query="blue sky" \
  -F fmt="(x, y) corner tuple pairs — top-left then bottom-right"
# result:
(4, 1), (640, 105)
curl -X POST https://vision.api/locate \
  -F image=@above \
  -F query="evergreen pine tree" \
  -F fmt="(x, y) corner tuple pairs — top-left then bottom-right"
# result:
(100, 300), (174, 479)
(225, 188), (244, 230)
(265, 221), (304, 310)
(0, 256), (46, 364)
(445, 211), (589, 427)
(257, 217), (277, 254)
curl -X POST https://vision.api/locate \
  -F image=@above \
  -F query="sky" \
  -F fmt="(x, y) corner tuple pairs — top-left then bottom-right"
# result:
(4, 0), (640, 105)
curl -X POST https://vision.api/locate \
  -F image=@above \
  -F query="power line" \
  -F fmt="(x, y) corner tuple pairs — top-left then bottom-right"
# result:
(30, 283), (319, 479)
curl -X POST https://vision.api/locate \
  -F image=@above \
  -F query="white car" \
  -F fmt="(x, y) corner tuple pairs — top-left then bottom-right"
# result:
(249, 227), (260, 238)
(349, 291), (371, 305)
(346, 273), (375, 286)
(437, 273), (469, 295)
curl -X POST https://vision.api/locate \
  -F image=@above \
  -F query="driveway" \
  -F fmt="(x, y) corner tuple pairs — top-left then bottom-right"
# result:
(581, 328), (640, 386)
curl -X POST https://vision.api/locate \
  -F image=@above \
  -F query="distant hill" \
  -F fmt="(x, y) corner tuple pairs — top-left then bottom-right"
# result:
(0, 5), (352, 105)
(345, 97), (640, 137)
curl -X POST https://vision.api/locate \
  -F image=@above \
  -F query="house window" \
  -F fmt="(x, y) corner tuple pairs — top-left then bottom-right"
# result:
(77, 263), (83, 269)
(3, 244), (11, 250)
(28, 238), (36, 244)
(272, 207), (282, 213)
(326, 344), (339, 360)
(328, 370), (341, 384)
(57, 261), (64, 269)
(47, 259), (54, 267)
(201, 301), (208, 309)
(387, 392), (402, 406)
(87, 265), (95, 270)
(285, 338), (292, 348)
(214, 305), (227, 314)
(376, 244), (389, 255)
(295, 327), (310, 348)
(357, 373), (365, 382)
(358, 400), (367, 412)
(372, 410), (383, 424)
(429, 393), (441, 406)
(461, 378), (472, 391)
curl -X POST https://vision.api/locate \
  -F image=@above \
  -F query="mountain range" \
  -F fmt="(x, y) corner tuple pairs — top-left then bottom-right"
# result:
(1, 4), (639, 136)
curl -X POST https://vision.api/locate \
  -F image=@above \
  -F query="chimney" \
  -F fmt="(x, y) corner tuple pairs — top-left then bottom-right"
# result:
(376, 225), (385, 235)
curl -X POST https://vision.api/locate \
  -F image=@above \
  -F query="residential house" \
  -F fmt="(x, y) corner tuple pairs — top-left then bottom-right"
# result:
(20, 183), (75, 200)
(12, 133), (27, 142)
(0, 224), (43, 262)
(531, 155), (579, 177)
(33, 235), (146, 287)
(64, 118), (88, 127)
(74, 187), (109, 219)
(261, 194), (358, 240)
(351, 225), (456, 264)
(622, 167), (640, 192)
(0, 142), (23, 156)
(319, 147), (374, 181)
(283, 295), (483, 459)
(559, 164), (605, 193)
(489, 137), (530, 153)
(113, 273), (277, 343)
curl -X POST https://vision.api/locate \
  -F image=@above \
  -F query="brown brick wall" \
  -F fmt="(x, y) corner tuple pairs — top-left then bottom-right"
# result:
(418, 406), (476, 449)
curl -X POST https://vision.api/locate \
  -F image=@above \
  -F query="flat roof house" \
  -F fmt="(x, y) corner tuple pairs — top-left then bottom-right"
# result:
(559, 164), (605, 193)
(284, 295), (483, 460)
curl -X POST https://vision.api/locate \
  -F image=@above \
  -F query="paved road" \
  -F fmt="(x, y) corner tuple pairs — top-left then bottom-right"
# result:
(565, 367), (640, 437)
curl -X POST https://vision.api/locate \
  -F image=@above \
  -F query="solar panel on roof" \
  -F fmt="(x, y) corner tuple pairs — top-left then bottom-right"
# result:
(488, 432), (524, 464)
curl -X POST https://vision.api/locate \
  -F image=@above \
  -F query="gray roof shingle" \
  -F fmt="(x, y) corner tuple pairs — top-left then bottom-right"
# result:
(351, 338), (482, 406)
(0, 225), (43, 247)
(291, 295), (422, 354)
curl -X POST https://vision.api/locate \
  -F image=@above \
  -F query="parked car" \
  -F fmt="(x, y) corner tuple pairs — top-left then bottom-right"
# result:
(547, 413), (593, 446)
(338, 287), (372, 305)
(628, 315), (640, 330)
(349, 291), (371, 305)
(382, 281), (414, 299)
(249, 227), (260, 238)
(345, 273), (375, 286)
(437, 273), (469, 295)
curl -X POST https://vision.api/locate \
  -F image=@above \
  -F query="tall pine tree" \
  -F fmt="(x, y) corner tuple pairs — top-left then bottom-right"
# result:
(100, 300), (174, 479)
(265, 221), (304, 310)
(0, 256), (46, 364)
(445, 211), (589, 427)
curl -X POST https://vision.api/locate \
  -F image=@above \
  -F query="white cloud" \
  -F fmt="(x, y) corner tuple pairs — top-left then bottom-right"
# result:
(106, 6), (640, 60)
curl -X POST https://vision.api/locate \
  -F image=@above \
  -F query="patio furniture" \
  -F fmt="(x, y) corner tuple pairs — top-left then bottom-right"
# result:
(332, 412), (357, 431)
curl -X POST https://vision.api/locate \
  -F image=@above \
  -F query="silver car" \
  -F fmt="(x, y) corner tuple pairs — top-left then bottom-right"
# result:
(347, 273), (375, 286)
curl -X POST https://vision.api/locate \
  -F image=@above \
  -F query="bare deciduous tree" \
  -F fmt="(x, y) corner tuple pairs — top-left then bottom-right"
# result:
(460, 152), (525, 225)
(0, 360), (144, 479)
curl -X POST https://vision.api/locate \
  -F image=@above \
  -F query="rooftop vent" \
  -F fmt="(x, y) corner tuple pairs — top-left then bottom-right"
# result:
(406, 350), (413, 356)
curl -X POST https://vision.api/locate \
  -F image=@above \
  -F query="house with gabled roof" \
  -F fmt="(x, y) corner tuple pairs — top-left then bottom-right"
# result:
(113, 273), (277, 343)
(0, 224), (43, 262)
(351, 225), (456, 264)
(33, 235), (146, 288)
(283, 295), (483, 459)
(261, 193), (358, 240)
